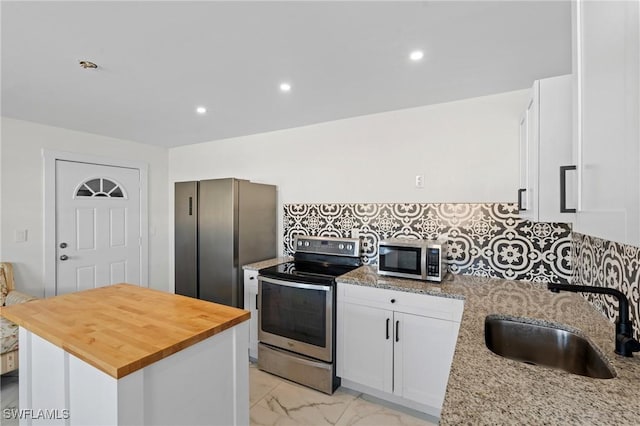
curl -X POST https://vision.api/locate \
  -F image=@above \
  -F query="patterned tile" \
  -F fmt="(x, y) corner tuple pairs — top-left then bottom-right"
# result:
(283, 203), (572, 283)
(571, 232), (640, 340)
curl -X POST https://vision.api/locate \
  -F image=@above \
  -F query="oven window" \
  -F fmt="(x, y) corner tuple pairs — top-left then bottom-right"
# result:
(261, 282), (327, 348)
(379, 246), (422, 274)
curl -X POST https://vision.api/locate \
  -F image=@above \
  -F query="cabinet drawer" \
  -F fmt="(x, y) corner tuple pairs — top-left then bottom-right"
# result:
(338, 283), (463, 322)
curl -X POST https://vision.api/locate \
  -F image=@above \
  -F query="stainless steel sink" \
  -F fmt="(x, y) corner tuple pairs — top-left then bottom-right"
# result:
(484, 316), (616, 379)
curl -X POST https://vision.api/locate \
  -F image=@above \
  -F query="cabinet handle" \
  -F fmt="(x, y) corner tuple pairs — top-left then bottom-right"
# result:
(560, 165), (577, 213)
(395, 320), (399, 342)
(249, 276), (255, 280)
(390, 299), (396, 304)
(517, 188), (527, 212)
(256, 294), (258, 310)
(188, 197), (193, 216)
(386, 318), (390, 340)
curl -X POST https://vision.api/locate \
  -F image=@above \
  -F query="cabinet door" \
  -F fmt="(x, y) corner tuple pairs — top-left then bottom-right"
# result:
(337, 302), (393, 393)
(393, 312), (461, 410)
(538, 75), (575, 222)
(243, 270), (259, 360)
(519, 91), (537, 220)
(518, 113), (529, 215)
(575, 0), (640, 245)
(519, 75), (574, 223)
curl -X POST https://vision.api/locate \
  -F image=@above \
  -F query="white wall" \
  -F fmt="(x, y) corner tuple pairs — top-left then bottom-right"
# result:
(1, 118), (169, 296)
(170, 90), (527, 203)
(168, 89), (528, 291)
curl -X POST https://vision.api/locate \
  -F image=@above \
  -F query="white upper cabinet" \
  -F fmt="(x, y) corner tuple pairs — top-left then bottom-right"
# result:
(573, 0), (640, 246)
(518, 74), (575, 223)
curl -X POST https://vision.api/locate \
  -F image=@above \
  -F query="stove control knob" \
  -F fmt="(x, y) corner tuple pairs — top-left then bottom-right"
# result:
(347, 244), (353, 250)
(339, 244), (344, 250)
(304, 241), (310, 247)
(298, 240), (303, 246)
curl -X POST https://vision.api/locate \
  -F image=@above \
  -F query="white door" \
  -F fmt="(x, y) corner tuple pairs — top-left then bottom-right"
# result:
(336, 302), (393, 393)
(393, 311), (460, 410)
(575, 0), (640, 245)
(55, 160), (141, 294)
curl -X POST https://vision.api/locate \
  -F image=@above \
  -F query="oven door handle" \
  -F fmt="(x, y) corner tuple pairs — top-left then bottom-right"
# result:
(258, 276), (332, 292)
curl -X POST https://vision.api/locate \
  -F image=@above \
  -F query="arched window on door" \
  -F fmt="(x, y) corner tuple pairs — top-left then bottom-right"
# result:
(75, 178), (126, 198)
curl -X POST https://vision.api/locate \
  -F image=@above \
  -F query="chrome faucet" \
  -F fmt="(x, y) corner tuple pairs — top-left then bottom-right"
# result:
(548, 283), (640, 357)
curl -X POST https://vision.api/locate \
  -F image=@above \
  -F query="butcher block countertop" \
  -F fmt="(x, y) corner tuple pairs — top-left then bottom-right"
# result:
(0, 284), (249, 379)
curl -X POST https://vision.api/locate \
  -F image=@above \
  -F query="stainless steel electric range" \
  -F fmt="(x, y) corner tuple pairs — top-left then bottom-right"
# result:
(257, 235), (361, 394)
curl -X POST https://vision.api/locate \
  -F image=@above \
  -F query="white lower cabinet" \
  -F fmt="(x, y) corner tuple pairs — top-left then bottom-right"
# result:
(337, 283), (463, 417)
(338, 302), (394, 392)
(243, 269), (259, 360)
(393, 311), (461, 409)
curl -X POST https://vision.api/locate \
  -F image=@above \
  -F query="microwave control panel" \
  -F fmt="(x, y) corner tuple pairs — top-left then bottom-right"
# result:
(426, 248), (441, 277)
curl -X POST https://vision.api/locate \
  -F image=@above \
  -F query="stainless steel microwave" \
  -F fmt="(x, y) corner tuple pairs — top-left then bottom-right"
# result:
(377, 238), (447, 282)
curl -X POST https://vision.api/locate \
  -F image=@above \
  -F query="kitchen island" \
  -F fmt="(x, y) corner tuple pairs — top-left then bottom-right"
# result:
(0, 283), (250, 426)
(337, 266), (640, 425)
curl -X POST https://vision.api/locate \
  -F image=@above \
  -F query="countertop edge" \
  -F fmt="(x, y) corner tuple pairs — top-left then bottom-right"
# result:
(242, 257), (292, 271)
(1, 285), (251, 379)
(334, 266), (640, 424)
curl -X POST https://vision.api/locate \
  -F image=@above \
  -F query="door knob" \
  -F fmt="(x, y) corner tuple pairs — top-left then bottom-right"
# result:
(59, 242), (68, 248)
(60, 255), (69, 261)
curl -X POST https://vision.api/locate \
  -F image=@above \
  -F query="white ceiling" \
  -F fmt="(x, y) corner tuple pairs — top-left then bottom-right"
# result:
(1, 1), (571, 148)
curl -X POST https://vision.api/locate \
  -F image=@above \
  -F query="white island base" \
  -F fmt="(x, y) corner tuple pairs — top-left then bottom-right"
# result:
(18, 322), (249, 426)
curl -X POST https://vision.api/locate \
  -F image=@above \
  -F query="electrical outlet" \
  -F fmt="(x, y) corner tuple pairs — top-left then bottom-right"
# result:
(415, 174), (425, 188)
(14, 229), (28, 243)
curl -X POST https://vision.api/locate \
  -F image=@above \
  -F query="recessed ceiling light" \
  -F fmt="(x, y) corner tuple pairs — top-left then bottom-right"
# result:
(196, 106), (207, 115)
(279, 82), (292, 92)
(409, 50), (424, 61)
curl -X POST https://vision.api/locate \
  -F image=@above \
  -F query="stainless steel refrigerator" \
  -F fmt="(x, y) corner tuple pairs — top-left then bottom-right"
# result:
(174, 178), (276, 308)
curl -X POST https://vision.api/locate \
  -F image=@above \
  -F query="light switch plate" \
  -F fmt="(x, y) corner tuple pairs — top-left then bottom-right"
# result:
(415, 174), (425, 188)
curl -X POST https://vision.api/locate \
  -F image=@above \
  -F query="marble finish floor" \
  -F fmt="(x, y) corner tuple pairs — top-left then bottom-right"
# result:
(1, 371), (19, 426)
(249, 364), (437, 426)
(1, 366), (437, 426)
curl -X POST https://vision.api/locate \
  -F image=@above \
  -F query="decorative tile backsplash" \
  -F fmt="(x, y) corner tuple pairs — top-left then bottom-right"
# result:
(571, 232), (640, 340)
(283, 203), (572, 283)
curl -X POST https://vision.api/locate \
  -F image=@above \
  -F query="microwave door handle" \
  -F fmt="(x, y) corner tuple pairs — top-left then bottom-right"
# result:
(258, 276), (332, 292)
(421, 245), (428, 280)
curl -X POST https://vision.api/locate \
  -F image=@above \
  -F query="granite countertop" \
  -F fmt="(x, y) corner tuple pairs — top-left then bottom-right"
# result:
(336, 266), (640, 425)
(243, 257), (292, 271)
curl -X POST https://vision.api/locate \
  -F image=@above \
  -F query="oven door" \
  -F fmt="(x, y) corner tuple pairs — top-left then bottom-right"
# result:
(258, 276), (333, 362)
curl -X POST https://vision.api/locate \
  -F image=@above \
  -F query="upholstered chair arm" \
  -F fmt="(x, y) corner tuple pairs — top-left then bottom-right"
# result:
(5, 290), (37, 306)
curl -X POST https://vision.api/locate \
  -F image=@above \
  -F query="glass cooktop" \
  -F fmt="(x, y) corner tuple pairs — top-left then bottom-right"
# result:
(259, 261), (360, 285)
